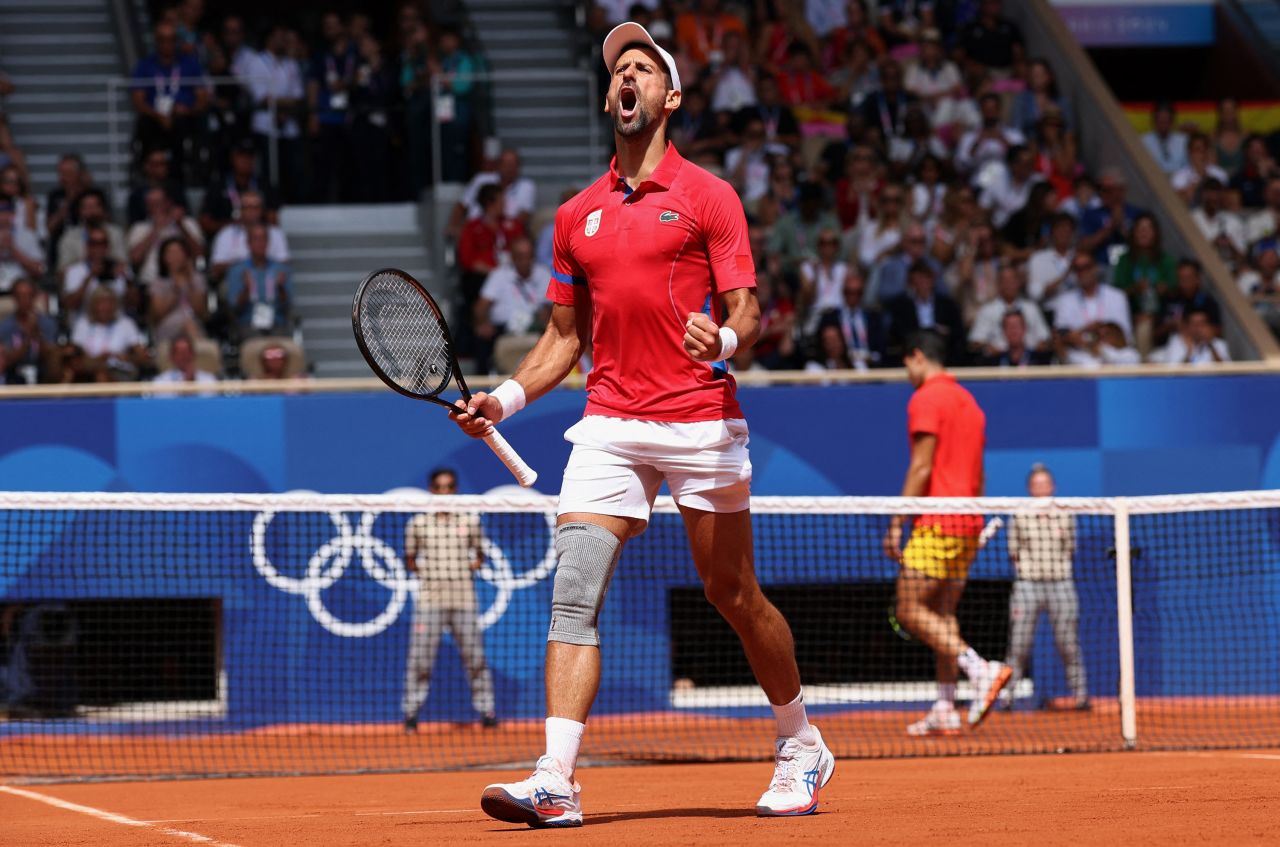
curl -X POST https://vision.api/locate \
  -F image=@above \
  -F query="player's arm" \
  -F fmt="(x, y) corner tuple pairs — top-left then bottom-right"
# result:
(883, 433), (936, 562)
(685, 179), (759, 361)
(449, 300), (588, 436)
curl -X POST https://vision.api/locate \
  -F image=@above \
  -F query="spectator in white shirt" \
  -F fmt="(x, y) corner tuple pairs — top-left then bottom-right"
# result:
(955, 93), (1024, 179)
(799, 228), (853, 333)
(472, 235), (551, 373)
(1027, 212), (1077, 307)
(70, 287), (150, 380)
(1171, 132), (1229, 205)
(1141, 101), (1188, 175)
(1054, 252), (1133, 357)
(127, 187), (204, 286)
(969, 263), (1051, 356)
(56, 188), (127, 274)
(0, 200), (45, 292)
(209, 190), (289, 281)
(1245, 176), (1280, 248)
(709, 31), (757, 114)
(152, 333), (218, 387)
(1154, 307), (1230, 365)
(980, 144), (1043, 229)
(725, 117), (783, 205)
(451, 148), (537, 235)
(242, 24), (305, 201)
(1192, 178), (1246, 267)
(903, 29), (965, 139)
(1238, 240), (1280, 336)
(1061, 321), (1141, 368)
(62, 224), (132, 324)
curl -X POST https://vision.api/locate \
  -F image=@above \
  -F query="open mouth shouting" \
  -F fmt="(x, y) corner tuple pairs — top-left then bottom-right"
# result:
(618, 83), (639, 122)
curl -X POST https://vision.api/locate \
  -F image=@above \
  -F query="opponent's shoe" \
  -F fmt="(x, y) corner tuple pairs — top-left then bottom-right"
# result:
(480, 755), (582, 828)
(968, 660), (1014, 728)
(906, 702), (962, 737)
(755, 727), (835, 817)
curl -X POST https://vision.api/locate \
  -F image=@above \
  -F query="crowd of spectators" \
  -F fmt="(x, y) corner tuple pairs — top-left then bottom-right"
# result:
(446, 0), (1236, 374)
(0, 134), (300, 385)
(123, 0), (483, 204)
(1141, 98), (1280, 345)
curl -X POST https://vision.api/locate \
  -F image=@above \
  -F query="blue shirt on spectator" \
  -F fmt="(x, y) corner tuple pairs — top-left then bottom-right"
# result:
(309, 43), (360, 126)
(225, 258), (291, 333)
(131, 52), (204, 108)
(1081, 203), (1144, 264)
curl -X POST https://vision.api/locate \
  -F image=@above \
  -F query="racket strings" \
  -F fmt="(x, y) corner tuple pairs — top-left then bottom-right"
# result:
(359, 273), (453, 397)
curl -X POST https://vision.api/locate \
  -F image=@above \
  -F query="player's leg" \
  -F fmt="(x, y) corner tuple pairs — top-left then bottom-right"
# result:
(480, 426), (657, 828)
(401, 602), (444, 731)
(446, 608), (497, 727)
(678, 503), (834, 816)
(1047, 579), (1089, 708)
(899, 572), (965, 736)
(1004, 579), (1039, 708)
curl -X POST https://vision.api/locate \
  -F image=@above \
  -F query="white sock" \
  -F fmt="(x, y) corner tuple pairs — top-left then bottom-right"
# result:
(958, 647), (984, 679)
(771, 691), (818, 746)
(545, 716), (585, 775)
(937, 682), (957, 707)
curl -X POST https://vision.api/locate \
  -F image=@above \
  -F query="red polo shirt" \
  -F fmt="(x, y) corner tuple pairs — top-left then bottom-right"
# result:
(547, 143), (756, 422)
(908, 372), (986, 537)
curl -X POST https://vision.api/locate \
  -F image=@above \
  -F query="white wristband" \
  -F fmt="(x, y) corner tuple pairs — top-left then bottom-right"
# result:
(717, 326), (739, 361)
(490, 379), (526, 421)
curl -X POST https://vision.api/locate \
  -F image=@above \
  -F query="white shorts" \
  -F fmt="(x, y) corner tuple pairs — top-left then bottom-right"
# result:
(557, 416), (752, 520)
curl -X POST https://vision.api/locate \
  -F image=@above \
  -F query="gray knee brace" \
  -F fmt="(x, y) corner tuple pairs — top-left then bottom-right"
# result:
(548, 522), (623, 647)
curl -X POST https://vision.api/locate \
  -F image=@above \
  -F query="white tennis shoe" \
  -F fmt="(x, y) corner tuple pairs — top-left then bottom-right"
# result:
(480, 755), (583, 828)
(906, 702), (962, 736)
(968, 660), (1014, 728)
(756, 727), (835, 817)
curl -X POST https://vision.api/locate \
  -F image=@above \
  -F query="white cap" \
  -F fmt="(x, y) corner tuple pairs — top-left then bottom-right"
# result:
(602, 21), (681, 93)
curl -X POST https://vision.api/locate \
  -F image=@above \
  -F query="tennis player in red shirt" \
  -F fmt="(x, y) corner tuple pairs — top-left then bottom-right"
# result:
(449, 21), (833, 828)
(884, 329), (1012, 736)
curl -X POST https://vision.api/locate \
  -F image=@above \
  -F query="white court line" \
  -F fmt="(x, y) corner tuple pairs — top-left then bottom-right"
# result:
(0, 785), (243, 847)
(353, 808), (475, 816)
(1240, 753), (1280, 761)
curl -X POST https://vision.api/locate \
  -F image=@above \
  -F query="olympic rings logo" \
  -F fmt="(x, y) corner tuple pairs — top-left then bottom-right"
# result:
(250, 508), (557, 638)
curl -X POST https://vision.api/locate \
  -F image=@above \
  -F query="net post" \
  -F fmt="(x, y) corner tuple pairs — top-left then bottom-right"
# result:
(1114, 502), (1138, 749)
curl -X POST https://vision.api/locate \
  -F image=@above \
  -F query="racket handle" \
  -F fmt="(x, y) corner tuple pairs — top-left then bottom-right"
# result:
(483, 428), (538, 487)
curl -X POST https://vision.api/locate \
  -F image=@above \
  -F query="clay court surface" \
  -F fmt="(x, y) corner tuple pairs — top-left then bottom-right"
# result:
(2, 749), (1277, 846)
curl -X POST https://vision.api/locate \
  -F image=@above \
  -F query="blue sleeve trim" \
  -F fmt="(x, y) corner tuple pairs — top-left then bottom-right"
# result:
(551, 270), (587, 286)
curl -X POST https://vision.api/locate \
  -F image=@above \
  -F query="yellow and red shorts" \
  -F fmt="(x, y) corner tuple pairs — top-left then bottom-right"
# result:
(901, 525), (980, 580)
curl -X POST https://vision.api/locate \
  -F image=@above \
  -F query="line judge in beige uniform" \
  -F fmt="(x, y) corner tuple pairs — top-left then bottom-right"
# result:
(1004, 463), (1089, 710)
(402, 467), (498, 730)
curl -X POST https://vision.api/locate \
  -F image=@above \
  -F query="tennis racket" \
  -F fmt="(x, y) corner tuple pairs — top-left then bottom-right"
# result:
(351, 267), (537, 487)
(888, 516), (1005, 641)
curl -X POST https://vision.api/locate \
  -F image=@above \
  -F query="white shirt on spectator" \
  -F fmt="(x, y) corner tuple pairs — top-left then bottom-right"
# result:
(462, 172), (537, 221)
(1142, 130), (1188, 175)
(724, 145), (776, 204)
(1054, 284), (1133, 341)
(243, 50), (303, 138)
(1154, 334), (1230, 365)
(904, 60), (962, 103)
(71, 314), (144, 357)
(479, 262), (551, 333)
(0, 225), (42, 291)
(799, 259), (851, 316)
(980, 168), (1044, 228)
(1171, 163), (1228, 196)
(1245, 208), (1280, 246)
(712, 66), (758, 114)
(595, 0), (658, 24)
(153, 368), (219, 384)
(126, 216), (204, 285)
(857, 223), (903, 270)
(1027, 246), (1074, 304)
(1237, 267), (1280, 296)
(1064, 343), (1142, 368)
(1192, 207), (1246, 257)
(210, 224), (290, 267)
(62, 262), (129, 321)
(955, 127), (1024, 176)
(969, 297), (1051, 352)
(805, 0), (847, 36)
(911, 182), (947, 223)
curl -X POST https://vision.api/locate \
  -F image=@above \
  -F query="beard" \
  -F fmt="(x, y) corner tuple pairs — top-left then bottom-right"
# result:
(611, 93), (658, 138)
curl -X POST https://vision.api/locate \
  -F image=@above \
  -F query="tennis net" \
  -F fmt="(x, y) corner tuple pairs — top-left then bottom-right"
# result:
(1, 490), (1277, 781)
